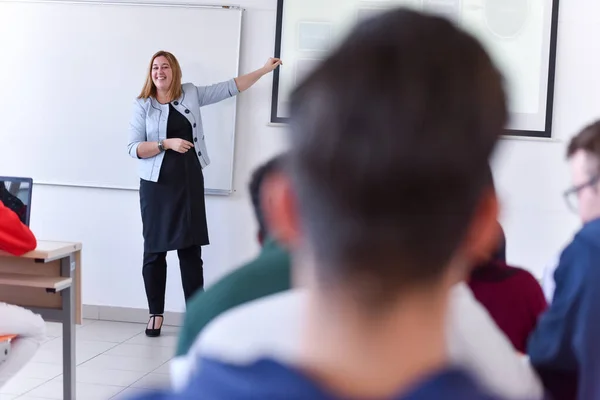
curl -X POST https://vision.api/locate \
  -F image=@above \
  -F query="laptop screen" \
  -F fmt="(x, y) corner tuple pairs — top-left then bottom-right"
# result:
(0, 177), (33, 226)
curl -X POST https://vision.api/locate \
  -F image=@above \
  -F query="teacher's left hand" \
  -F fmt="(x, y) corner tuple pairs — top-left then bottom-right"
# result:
(263, 57), (283, 72)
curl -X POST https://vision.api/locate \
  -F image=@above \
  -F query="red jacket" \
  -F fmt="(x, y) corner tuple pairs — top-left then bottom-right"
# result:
(468, 260), (547, 353)
(0, 200), (36, 256)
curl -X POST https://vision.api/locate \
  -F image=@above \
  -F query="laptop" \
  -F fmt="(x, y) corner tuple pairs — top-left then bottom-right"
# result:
(0, 177), (33, 226)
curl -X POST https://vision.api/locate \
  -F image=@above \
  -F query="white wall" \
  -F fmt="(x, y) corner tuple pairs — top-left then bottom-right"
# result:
(26, 0), (600, 313)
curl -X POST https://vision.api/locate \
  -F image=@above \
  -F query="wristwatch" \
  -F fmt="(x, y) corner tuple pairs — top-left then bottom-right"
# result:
(158, 140), (165, 152)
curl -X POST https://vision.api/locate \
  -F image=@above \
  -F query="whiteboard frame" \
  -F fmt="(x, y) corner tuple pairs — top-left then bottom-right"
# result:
(269, 0), (561, 139)
(0, 0), (244, 196)
(0, 0), (243, 11)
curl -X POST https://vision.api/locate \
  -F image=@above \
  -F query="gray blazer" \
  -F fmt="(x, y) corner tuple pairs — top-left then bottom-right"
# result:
(128, 79), (239, 182)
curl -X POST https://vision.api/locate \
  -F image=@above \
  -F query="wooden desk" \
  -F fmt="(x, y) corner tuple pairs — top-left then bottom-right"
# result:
(0, 240), (82, 400)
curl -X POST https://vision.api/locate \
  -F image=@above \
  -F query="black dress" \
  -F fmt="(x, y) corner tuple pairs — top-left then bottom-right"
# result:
(139, 104), (209, 253)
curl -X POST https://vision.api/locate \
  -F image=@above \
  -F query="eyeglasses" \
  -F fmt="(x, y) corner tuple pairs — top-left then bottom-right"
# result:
(564, 175), (600, 213)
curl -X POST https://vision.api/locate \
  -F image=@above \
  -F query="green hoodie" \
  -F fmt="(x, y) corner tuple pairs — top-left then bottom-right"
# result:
(175, 239), (291, 356)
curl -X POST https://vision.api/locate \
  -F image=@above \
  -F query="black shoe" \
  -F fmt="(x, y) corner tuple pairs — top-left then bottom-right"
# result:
(145, 314), (163, 337)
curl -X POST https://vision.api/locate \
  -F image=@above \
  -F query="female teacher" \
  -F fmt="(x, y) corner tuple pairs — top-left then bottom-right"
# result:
(128, 50), (282, 337)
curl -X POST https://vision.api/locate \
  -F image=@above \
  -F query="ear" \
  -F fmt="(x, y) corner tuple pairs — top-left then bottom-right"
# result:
(261, 173), (302, 249)
(460, 188), (500, 268)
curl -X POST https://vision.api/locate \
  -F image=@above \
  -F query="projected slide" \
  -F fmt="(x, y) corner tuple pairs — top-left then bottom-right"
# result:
(271, 0), (559, 138)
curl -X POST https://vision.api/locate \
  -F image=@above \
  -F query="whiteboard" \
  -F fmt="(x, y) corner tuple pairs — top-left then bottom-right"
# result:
(270, 0), (560, 138)
(0, 0), (242, 194)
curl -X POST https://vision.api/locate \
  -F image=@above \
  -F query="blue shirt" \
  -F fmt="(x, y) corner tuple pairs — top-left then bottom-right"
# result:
(133, 357), (502, 400)
(528, 217), (600, 400)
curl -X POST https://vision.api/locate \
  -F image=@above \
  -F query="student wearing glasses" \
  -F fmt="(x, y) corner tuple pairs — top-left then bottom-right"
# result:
(528, 120), (600, 400)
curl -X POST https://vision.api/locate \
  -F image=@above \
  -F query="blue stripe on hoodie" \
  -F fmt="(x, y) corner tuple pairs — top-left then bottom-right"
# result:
(129, 357), (503, 400)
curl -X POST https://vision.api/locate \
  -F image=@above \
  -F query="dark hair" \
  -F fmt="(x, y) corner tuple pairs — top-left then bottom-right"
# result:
(567, 121), (600, 175)
(287, 9), (507, 306)
(249, 154), (285, 242)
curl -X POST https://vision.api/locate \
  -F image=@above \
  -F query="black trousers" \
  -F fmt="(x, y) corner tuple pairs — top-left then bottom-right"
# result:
(142, 245), (204, 315)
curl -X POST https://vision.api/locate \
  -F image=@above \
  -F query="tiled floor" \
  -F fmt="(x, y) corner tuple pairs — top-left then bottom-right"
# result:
(1, 319), (177, 399)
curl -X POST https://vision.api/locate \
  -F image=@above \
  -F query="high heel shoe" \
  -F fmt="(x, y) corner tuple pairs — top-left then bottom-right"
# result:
(145, 314), (163, 337)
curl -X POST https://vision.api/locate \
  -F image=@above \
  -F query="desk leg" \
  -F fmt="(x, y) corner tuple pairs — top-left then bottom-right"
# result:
(61, 255), (76, 400)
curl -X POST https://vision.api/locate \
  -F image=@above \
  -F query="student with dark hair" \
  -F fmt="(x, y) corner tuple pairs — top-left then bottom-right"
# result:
(468, 224), (547, 353)
(133, 8), (507, 400)
(170, 154), (291, 387)
(527, 120), (600, 400)
(175, 167), (543, 400)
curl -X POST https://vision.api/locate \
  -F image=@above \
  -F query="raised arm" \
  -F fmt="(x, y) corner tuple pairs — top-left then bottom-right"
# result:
(234, 58), (282, 92)
(197, 58), (282, 107)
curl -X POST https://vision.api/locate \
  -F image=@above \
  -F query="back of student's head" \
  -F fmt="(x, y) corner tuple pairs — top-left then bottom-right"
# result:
(249, 154), (285, 244)
(285, 9), (507, 306)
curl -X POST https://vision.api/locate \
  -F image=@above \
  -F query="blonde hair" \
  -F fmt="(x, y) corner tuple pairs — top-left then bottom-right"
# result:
(138, 50), (183, 101)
